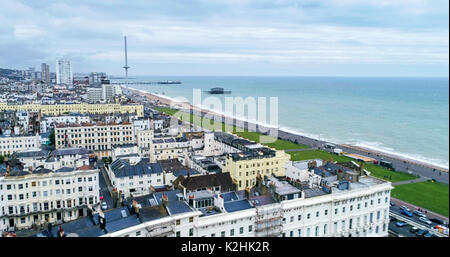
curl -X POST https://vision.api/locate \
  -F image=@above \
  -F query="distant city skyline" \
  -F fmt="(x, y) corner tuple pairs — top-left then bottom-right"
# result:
(0, 0), (448, 77)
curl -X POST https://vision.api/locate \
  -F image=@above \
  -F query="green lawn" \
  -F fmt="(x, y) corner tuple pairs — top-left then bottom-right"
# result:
(363, 163), (418, 183)
(392, 181), (449, 217)
(155, 106), (310, 150)
(289, 149), (354, 163)
(236, 131), (309, 150)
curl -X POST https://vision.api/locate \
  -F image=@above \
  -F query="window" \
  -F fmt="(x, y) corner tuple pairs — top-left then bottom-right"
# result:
(298, 215), (302, 221)
(315, 226), (319, 236)
(189, 228), (193, 236)
(290, 231), (294, 237)
(240, 227), (244, 234)
(316, 211), (319, 217)
(335, 209), (338, 215)
(189, 217), (194, 223)
(324, 210), (328, 215)
(307, 213), (311, 219)
(176, 231), (180, 237)
(248, 225), (253, 232)
(230, 229), (234, 236)
(290, 216), (294, 222)
(298, 229), (302, 236)
(176, 220), (180, 225)
(221, 231), (225, 237)
(136, 231), (141, 236)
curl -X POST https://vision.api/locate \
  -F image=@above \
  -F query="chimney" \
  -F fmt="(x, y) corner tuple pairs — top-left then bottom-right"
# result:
(159, 192), (169, 215)
(244, 187), (251, 200)
(337, 169), (345, 181)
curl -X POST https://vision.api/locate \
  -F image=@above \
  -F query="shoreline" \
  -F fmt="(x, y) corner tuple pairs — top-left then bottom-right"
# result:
(126, 87), (449, 174)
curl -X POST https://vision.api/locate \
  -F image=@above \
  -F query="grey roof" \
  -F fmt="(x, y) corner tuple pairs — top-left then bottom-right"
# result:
(55, 167), (75, 173)
(13, 149), (50, 159)
(50, 148), (90, 157)
(221, 192), (239, 202)
(153, 190), (195, 215)
(110, 158), (162, 178)
(172, 169), (200, 178)
(32, 166), (53, 174)
(224, 199), (252, 213)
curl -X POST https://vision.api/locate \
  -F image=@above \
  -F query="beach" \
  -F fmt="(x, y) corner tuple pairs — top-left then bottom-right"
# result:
(125, 87), (449, 184)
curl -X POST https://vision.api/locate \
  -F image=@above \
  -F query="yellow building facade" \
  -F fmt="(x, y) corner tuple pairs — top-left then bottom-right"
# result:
(0, 102), (144, 117)
(224, 150), (290, 190)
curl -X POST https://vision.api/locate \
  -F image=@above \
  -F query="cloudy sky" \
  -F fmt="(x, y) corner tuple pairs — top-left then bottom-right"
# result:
(0, 0), (448, 76)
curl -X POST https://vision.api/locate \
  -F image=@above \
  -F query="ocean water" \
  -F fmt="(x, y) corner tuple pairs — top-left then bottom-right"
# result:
(117, 76), (449, 168)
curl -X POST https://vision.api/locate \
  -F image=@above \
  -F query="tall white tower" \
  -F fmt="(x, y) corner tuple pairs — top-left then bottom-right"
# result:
(56, 59), (73, 85)
(123, 36), (130, 88)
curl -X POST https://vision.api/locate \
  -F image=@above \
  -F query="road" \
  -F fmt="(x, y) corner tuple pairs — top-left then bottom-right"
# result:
(388, 202), (448, 237)
(97, 160), (114, 211)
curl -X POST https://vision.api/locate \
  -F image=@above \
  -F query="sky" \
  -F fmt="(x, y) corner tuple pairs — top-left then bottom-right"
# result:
(0, 0), (448, 77)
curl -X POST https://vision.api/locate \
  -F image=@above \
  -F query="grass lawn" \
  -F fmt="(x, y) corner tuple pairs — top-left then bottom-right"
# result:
(392, 181), (449, 217)
(363, 163), (418, 183)
(289, 150), (354, 163)
(155, 106), (310, 150)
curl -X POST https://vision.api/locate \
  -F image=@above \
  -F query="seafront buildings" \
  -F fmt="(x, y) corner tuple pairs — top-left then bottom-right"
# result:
(0, 67), (397, 238)
(0, 102), (144, 117)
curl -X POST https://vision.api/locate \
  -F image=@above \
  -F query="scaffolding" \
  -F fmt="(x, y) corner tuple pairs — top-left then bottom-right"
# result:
(144, 220), (176, 237)
(254, 205), (283, 237)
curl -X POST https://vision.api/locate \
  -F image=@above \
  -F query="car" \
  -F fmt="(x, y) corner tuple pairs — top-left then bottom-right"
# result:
(401, 209), (413, 217)
(415, 229), (429, 237)
(99, 195), (104, 200)
(419, 217), (432, 225)
(390, 216), (397, 222)
(423, 233), (434, 237)
(390, 201), (395, 206)
(413, 210), (426, 218)
(410, 227), (419, 233)
(396, 221), (409, 227)
(429, 218), (445, 225)
(400, 206), (410, 212)
(101, 202), (108, 210)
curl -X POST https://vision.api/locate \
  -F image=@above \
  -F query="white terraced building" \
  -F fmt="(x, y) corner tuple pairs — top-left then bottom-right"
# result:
(150, 137), (190, 164)
(101, 174), (392, 238)
(0, 150), (99, 232)
(54, 122), (135, 157)
(40, 115), (90, 133)
(0, 134), (41, 156)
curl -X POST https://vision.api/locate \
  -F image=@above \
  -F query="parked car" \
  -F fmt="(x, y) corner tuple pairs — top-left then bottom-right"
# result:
(101, 202), (108, 210)
(390, 216), (397, 222)
(401, 209), (413, 217)
(429, 218), (445, 225)
(400, 206), (410, 212)
(396, 221), (409, 227)
(415, 229), (429, 237)
(390, 201), (395, 206)
(413, 210), (426, 218)
(419, 217), (432, 225)
(410, 227), (419, 233)
(423, 233), (434, 237)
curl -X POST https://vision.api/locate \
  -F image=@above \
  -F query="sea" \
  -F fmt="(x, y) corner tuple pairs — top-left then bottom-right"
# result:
(114, 76), (449, 169)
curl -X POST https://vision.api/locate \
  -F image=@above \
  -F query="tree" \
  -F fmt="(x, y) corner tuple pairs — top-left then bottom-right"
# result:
(49, 130), (55, 146)
(0, 155), (4, 164)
